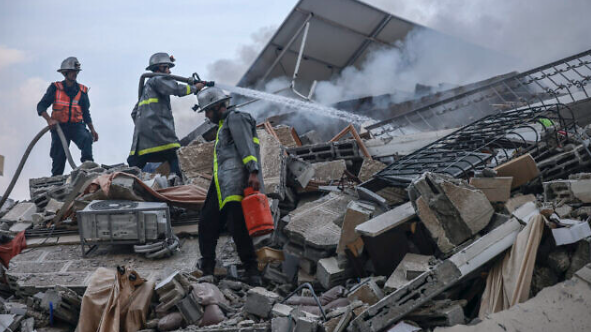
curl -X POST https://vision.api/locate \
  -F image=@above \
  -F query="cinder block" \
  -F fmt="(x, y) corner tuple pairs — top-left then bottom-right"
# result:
(544, 178), (591, 204)
(295, 316), (319, 332)
(245, 287), (281, 318)
(176, 293), (203, 325)
(317, 257), (352, 289)
(1, 202), (36, 224)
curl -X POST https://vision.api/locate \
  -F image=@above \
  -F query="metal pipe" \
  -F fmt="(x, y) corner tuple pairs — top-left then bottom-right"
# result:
(280, 282), (327, 321)
(260, 13), (313, 83)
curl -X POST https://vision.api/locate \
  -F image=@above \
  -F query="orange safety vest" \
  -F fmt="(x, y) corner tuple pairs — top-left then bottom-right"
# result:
(51, 81), (88, 123)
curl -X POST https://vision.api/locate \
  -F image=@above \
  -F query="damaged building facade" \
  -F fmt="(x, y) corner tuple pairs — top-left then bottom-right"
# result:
(1, 0), (591, 331)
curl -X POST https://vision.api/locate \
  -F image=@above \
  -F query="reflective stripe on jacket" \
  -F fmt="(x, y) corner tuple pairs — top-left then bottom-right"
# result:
(213, 108), (264, 210)
(129, 75), (197, 156)
(51, 82), (88, 123)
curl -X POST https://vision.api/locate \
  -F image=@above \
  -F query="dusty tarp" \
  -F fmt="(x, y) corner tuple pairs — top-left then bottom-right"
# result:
(478, 214), (545, 317)
(84, 172), (207, 209)
(0, 231), (26, 268)
(77, 267), (154, 332)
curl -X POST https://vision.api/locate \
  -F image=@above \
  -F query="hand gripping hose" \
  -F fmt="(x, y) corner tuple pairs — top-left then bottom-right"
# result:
(0, 124), (76, 209)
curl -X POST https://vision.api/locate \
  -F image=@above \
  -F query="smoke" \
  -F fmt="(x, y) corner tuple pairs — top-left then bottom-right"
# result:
(206, 25), (276, 85)
(314, 28), (514, 105)
(365, 0), (591, 68)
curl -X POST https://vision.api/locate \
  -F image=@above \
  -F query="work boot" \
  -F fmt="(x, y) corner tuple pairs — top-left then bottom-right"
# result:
(243, 262), (263, 287)
(197, 258), (215, 276)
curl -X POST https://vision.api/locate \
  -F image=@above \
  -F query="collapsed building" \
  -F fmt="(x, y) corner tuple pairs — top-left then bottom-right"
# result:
(1, 0), (591, 332)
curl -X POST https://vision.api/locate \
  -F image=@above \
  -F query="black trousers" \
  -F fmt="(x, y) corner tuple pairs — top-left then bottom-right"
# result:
(127, 148), (182, 177)
(50, 122), (93, 176)
(198, 181), (257, 268)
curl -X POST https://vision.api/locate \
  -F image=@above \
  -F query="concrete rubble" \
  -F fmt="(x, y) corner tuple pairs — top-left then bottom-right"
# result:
(0, 116), (589, 332)
(1, 28), (591, 332)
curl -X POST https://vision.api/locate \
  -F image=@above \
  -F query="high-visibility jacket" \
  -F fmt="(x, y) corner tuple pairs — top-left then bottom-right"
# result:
(129, 75), (197, 156)
(213, 108), (264, 210)
(51, 81), (88, 123)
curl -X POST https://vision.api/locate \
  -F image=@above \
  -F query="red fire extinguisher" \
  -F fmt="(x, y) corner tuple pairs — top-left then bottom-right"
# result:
(242, 187), (275, 237)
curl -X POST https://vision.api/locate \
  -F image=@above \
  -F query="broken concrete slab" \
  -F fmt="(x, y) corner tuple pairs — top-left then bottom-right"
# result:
(6, 237), (224, 295)
(469, 177), (513, 202)
(415, 196), (456, 254)
(244, 287), (281, 318)
(449, 218), (522, 277)
(337, 201), (375, 254)
(504, 194), (537, 214)
(351, 219), (523, 331)
(355, 202), (415, 238)
(258, 128), (286, 199)
(283, 192), (353, 253)
(385, 253), (433, 293)
(552, 222), (591, 246)
(357, 159), (386, 183)
(311, 160), (347, 183)
(1, 202), (36, 224)
(8, 222), (32, 233)
(411, 173), (494, 254)
(177, 141), (214, 178)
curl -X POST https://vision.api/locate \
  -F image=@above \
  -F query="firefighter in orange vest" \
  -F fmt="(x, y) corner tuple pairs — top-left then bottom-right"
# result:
(37, 57), (98, 176)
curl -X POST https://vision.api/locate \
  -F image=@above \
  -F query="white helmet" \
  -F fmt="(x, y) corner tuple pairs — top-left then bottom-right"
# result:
(146, 52), (175, 71)
(196, 87), (231, 113)
(57, 56), (81, 73)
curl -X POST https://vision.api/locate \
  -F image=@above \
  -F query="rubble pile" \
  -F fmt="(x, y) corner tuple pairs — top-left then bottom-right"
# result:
(1, 104), (591, 331)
